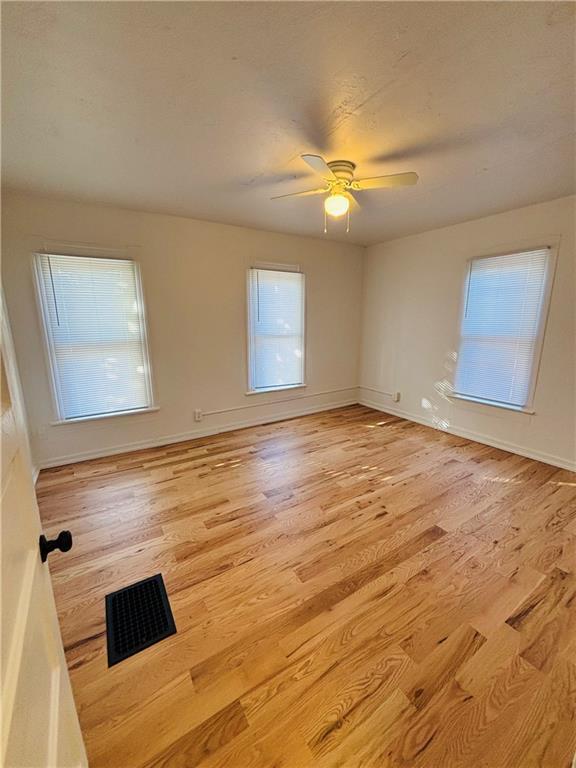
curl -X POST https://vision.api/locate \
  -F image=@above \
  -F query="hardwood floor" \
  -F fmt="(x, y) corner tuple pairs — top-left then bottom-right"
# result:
(36, 405), (576, 768)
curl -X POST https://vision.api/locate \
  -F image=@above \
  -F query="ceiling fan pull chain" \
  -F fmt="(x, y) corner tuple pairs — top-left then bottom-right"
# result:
(346, 208), (350, 234)
(324, 208), (327, 234)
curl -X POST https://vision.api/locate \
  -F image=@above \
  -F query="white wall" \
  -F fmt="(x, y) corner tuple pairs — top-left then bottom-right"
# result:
(4, 192), (574, 472)
(359, 195), (576, 471)
(2, 192), (363, 468)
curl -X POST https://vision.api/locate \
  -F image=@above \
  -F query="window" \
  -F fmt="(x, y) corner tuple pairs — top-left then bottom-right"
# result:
(247, 267), (305, 392)
(453, 247), (553, 411)
(34, 253), (154, 421)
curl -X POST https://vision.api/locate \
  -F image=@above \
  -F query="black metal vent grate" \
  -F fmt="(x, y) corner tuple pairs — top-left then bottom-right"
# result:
(105, 573), (176, 666)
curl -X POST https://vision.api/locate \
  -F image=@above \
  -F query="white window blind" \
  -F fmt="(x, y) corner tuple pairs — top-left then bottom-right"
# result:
(248, 268), (305, 391)
(34, 253), (153, 420)
(454, 247), (552, 409)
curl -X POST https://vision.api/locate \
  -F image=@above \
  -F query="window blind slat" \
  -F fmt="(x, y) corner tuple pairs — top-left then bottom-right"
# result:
(248, 269), (305, 390)
(35, 254), (153, 420)
(454, 248), (550, 408)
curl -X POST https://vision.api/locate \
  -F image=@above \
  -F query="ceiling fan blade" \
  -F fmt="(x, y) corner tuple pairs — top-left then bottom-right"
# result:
(271, 187), (327, 200)
(345, 191), (360, 211)
(354, 172), (419, 190)
(301, 154), (337, 181)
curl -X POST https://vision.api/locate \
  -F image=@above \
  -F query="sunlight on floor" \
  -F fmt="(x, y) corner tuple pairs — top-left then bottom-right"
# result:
(483, 475), (522, 484)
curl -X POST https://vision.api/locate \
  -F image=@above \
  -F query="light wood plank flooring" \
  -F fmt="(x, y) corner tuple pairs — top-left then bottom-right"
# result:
(37, 405), (576, 768)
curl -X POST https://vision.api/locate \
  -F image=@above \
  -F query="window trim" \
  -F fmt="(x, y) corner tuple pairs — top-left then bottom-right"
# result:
(450, 393), (535, 415)
(244, 384), (306, 396)
(245, 266), (306, 394)
(50, 406), (160, 426)
(450, 244), (557, 414)
(32, 252), (156, 423)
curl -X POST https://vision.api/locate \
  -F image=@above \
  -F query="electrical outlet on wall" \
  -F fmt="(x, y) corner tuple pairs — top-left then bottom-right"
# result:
(194, 409), (203, 422)
(392, 392), (401, 403)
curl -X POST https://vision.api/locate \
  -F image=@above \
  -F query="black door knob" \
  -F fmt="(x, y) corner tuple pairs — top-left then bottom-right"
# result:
(39, 530), (73, 562)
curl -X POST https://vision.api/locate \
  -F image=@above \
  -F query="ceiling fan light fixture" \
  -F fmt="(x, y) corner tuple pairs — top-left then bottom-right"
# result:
(324, 192), (349, 218)
(271, 154), (418, 234)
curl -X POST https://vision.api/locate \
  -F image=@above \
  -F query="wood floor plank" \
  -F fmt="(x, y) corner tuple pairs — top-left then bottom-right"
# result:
(144, 700), (249, 768)
(36, 405), (576, 767)
(399, 623), (486, 709)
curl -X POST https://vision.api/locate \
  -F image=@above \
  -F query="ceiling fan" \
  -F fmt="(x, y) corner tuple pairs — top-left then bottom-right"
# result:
(271, 154), (418, 230)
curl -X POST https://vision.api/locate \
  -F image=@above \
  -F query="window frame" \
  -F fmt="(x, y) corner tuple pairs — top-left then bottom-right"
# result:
(245, 264), (306, 395)
(32, 251), (156, 424)
(451, 245), (557, 414)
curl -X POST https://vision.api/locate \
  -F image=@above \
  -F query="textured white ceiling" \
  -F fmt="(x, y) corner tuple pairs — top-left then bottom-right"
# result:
(2, 2), (575, 245)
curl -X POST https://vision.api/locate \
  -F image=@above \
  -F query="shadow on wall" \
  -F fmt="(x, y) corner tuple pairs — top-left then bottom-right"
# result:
(420, 349), (457, 431)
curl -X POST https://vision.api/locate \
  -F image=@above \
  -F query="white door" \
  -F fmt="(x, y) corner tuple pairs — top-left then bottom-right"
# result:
(1, 295), (87, 768)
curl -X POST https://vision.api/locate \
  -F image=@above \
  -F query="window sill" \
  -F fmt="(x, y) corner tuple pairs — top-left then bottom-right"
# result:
(245, 384), (307, 396)
(51, 406), (159, 425)
(450, 393), (534, 415)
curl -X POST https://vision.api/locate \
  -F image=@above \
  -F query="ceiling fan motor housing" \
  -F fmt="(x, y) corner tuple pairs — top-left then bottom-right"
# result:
(327, 160), (356, 183)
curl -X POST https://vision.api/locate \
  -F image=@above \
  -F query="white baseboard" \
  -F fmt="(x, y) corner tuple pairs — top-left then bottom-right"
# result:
(37, 396), (358, 470)
(359, 392), (576, 472)
(35, 389), (576, 474)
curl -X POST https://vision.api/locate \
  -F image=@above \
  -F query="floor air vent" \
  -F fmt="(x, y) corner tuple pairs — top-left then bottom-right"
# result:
(105, 573), (176, 666)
